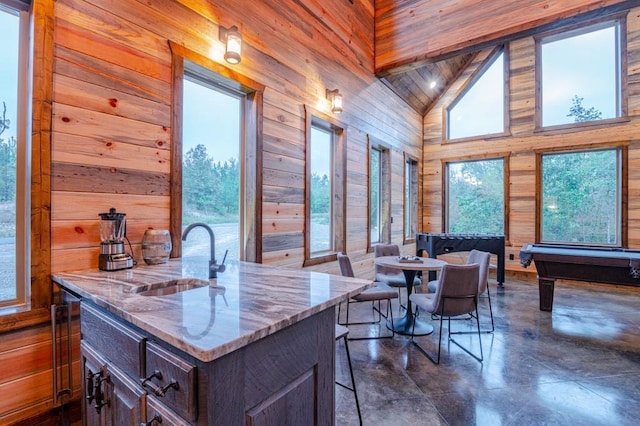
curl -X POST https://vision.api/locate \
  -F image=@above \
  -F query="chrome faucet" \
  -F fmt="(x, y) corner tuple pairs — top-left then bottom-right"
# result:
(181, 222), (227, 278)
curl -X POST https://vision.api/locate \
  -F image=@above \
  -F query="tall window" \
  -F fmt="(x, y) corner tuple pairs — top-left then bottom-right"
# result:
(404, 156), (418, 243)
(370, 147), (381, 244)
(446, 158), (505, 235)
(182, 75), (242, 261)
(0, 2), (30, 309)
(447, 48), (506, 140)
(171, 45), (262, 265)
(538, 19), (623, 128)
(310, 124), (333, 253)
(304, 110), (345, 265)
(368, 139), (390, 248)
(539, 147), (621, 245)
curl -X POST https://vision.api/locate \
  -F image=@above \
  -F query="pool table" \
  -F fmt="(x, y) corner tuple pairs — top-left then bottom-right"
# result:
(519, 243), (640, 311)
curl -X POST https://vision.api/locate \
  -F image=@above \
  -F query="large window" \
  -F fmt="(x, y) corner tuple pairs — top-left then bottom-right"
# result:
(182, 75), (242, 261)
(446, 158), (505, 235)
(404, 155), (418, 243)
(170, 44), (262, 264)
(304, 110), (345, 265)
(538, 19), (623, 128)
(539, 147), (622, 245)
(0, 2), (30, 310)
(447, 48), (506, 140)
(368, 139), (390, 248)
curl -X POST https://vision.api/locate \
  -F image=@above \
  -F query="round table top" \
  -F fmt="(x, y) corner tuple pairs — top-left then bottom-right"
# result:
(374, 255), (447, 271)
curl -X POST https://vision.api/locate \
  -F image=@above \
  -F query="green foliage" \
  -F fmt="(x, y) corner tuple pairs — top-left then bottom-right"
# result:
(0, 101), (17, 203)
(310, 172), (330, 217)
(567, 95), (603, 122)
(182, 144), (239, 222)
(542, 150), (617, 244)
(448, 159), (504, 234)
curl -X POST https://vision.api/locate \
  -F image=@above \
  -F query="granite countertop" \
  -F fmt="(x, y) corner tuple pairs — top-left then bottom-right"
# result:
(52, 259), (372, 362)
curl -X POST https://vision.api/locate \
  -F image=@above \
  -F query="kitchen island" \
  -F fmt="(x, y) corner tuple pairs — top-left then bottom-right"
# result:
(53, 259), (371, 425)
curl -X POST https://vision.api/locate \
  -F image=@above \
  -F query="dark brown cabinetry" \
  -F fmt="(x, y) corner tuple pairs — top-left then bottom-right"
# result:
(79, 300), (336, 425)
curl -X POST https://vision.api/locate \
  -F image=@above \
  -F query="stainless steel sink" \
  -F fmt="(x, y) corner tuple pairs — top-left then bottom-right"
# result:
(133, 278), (209, 297)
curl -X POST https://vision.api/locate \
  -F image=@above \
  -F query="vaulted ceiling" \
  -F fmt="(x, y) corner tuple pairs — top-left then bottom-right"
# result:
(374, 0), (634, 116)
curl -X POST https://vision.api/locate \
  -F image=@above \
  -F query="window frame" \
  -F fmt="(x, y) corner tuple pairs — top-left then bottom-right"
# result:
(303, 106), (346, 266)
(535, 142), (627, 246)
(0, 0), (53, 328)
(169, 41), (264, 264)
(442, 154), (510, 240)
(445, 46), (510, 142)
(534, 15), (628, 133)
(403, 153), (419, 245)
(367, 136), (391, 251)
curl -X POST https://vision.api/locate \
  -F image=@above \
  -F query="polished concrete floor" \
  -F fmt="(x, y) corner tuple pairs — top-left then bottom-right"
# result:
(334, 274), (640, 426)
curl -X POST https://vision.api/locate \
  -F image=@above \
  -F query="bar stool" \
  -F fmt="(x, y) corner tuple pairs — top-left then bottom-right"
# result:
(335, 324), (362, 425)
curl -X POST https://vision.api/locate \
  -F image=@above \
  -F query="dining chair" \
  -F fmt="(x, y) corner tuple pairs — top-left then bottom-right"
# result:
(409, 263), (483, 365)
(427, 249), (494, 332)
(337, 253), (396, 340)
(374, 244), (421, 310)
(335, 324), (363, 425)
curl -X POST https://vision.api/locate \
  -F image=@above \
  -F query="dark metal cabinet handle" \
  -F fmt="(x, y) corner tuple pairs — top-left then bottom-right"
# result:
(141, 412), (163, 426)
(85, 369), (97, 404)
(93, 374), (109, 413)
(140, 369), (180, 397)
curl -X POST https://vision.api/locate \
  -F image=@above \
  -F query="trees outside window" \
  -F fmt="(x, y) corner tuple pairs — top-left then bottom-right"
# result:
(538, 19), (622, 128)
(540, 148), (620, 245)
(446, 158), (505, 235)
(304, 110), (345, 265)
(404, 156), (418, 243)
(182, 76), (242, 260)
(1, 4), (29, 308)
(369, 147), (381, 244)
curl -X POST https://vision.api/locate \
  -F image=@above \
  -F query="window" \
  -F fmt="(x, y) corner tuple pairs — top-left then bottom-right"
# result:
(370, 147), (381, 244)
(404, 155), (418, 243)
(0, 2), (30, 310)
(170, 43), (263, 264)
(539, 147), (622, 245)
(182, 75), (242, 261)
(445, 158), (505, 235)
(447, 48), (507, 140)
(538, 19), (624, 128)
(368, 139), (390, 248)
(304, 109), (345, 265)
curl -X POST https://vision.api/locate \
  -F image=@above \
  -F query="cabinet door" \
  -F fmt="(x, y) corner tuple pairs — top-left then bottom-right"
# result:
(81, 342), (109, 426)
(107, 363), (147, 426)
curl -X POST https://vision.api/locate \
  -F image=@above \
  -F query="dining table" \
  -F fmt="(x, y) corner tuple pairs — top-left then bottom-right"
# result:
(374, 255), (447, 336)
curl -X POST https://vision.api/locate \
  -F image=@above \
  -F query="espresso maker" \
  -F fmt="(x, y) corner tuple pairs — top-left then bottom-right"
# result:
(98, 207), (134, 271)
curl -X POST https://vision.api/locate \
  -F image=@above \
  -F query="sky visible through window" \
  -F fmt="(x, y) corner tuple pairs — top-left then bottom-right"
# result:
(0, 10), (18, 143)
(541, 24), (617, 126)
(448, 51), (504, 139)
(182, 78), (240, 163)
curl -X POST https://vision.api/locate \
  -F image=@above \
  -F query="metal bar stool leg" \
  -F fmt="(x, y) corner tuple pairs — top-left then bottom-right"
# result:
(335, 325), (362, 425)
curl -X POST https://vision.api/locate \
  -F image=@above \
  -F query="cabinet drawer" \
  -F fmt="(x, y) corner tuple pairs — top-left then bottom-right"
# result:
(80, 302), (146, 379)
(147, 395), (190, 426)
(145, 342), (197, 422)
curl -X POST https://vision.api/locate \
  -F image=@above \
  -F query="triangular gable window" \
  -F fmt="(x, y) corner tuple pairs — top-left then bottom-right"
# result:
(447, 49), (506, 140)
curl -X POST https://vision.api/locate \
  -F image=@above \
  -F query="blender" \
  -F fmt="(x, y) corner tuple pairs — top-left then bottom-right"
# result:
(98, 208), (134, 271)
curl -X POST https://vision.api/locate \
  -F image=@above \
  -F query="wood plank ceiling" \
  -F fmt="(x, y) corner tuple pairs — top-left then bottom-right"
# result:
(374, 0), (634, 117)
(378, 53), (476, 116)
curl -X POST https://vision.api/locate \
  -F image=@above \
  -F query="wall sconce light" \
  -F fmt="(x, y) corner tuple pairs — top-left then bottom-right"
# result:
(326, 89), (343, 114)
(220, 25), (242, 64)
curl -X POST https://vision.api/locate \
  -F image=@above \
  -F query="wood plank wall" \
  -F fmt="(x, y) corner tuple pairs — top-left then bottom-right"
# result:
(2, 0), (423, 422)
(49, 0), (422, 275)
(421, 5), (640, 274)
(375, 0), (631, 74)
